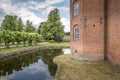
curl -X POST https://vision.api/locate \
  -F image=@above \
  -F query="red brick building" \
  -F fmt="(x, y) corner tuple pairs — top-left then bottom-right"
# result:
(70, 0), (120, 65)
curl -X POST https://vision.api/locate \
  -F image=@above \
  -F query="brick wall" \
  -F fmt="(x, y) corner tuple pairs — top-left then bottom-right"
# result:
(70, 0), (104, 61)
(107, 0), (120, 64)
(70, 0), (83, 55)
(70, 0), (120, 64)
(82, 0), (104, 55)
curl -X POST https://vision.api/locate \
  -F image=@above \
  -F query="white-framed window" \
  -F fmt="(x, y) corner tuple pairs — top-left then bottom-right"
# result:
(74, 2), (79, 16)
(74, 28), (80, 40)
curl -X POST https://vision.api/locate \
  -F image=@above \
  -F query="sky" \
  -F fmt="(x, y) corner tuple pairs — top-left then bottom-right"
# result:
(0, 0), (70, 32)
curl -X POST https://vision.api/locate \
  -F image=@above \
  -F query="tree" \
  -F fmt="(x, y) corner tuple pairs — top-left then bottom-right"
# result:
(0, 31), (3, 43)
(28, 33), (34, 46)
(22, 32), (28, 46)
(1, 30), (13, 48)
(26, 20), (36, 33)
(41, 8), (65, 42)
(38, 22), (45, 34)
(1, 15), (18, 31)
(65, 32), (70, 35)
(34, 33), (42, 45)
(17, 18), (24, 32)
(14, 31), (22, 47)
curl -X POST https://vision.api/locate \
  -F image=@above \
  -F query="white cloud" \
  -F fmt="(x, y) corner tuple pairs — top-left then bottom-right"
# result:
(0, 0), (70, 31)
(28, 0), (64, 10)
(61, 18), (70, 32)
(16, 8), (45, 27)
(42, 6), (69, 14)
(0, 0), (45, 28)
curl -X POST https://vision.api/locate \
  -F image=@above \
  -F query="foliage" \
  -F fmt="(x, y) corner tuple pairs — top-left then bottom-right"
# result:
(1, 30), (13, 47)
(17, 18), (25, 32)
(26, 20), (36, 33)
(63, 38), (70, 42)
(41, 8), (65, 41)
(54, 36), (62, 43)
(14, 31), (22, 47)
(65, 32), (70, 35)
(22, 32), (28, 46)
(38, 22), (45, 34)
(28, 33), (35, 46)
(1, 15), (25, 31)
(34, 33), (42, 45)
(0, 30), (42, 47)
(49, 40), (55, 43)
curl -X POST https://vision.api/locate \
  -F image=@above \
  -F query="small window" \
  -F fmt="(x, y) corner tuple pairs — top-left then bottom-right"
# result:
(74, 2), (79, 16)
(74, 28), (80, 40)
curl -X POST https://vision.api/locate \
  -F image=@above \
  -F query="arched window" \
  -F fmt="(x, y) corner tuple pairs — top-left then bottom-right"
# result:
(74, 1), (79, 16)
(74, 27), (80, 40)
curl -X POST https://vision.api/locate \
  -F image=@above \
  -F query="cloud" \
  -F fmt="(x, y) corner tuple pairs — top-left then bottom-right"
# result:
(0, 0), (45, 28)
(61, 18), (70, 32)
(0, 0), (70, 31)
(28, 0), (64, 10)
(16, 8), (45, 27)
(42, 6), (69, 15)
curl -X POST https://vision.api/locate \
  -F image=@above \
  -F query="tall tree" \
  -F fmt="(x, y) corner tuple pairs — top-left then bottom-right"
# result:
(38, 22), (45, 34)
(26, 20), (36, 33)
(1, 15), (18, 31)
(17, 18), (24, 32)
(41, 8), (65, 41)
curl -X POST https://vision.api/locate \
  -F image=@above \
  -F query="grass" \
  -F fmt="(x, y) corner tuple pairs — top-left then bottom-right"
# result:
(0, 42), (70, 53)
(53, 55), (120, 80)
(0, 46), (34, 53)
(45, 42), (70, 47)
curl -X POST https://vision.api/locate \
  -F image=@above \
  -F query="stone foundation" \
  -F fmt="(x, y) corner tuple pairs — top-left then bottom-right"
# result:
(71, 53), (104, 61)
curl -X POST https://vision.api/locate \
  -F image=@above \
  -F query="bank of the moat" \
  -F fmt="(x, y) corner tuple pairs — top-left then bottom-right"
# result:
(0, 48), (70, 80)
(54, 55), (120, 80)
(0, 46), (68, 59)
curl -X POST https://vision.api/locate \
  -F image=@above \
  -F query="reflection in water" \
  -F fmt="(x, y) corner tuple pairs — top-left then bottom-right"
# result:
(0, 49), (66, 80)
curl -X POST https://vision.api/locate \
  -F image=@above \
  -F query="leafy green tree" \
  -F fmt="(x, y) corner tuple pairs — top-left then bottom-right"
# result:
(65, 32), (70, 35)
(10, 32), (15, 45)
(0, 31), (3, 43)
(41, 8), (65, 41)
(28, 33), (34, 46)
(34, 33), (42, 45)
(1, 30), (12, 47)
(14, 31), (22, 47)
(1, 15), (18, 31)
(17, 18), (24, 32)
(38, 22), (45, 34)
(26, 20), (36, 33)
(22, 32), (28, 46)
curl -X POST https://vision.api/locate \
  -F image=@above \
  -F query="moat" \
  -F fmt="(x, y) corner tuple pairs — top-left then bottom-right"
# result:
(0, 48), (70, 80)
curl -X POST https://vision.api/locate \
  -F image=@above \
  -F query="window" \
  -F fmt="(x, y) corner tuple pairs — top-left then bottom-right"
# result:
(74, 28), (80, 40)
(74, 2), (79, 16)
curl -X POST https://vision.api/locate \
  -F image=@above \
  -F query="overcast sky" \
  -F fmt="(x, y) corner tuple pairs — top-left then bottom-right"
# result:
(0, 0), (70, 32)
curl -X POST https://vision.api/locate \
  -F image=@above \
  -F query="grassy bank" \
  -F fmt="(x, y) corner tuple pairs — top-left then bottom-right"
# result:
(53, 55), (120, 80)
(0, 42), (70, 53)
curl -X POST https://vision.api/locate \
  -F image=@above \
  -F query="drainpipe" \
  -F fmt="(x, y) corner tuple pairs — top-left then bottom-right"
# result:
(104, 0), (108, 60)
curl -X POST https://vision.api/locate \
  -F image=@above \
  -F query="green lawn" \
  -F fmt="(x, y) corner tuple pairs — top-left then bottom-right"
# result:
(53, 55), (120, 80)
(45, 42), (70, 47)
(0, 42), (70, 53)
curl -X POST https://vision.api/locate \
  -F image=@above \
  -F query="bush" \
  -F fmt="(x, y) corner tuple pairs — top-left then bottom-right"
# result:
(63, 38), (70, 42)
(49, 40), (55, 43)
(54, 36), (62, 43)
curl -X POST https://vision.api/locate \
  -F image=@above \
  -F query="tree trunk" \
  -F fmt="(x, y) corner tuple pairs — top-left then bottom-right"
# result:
(6, 42), (9, 48)
(17, 42), (19, 47)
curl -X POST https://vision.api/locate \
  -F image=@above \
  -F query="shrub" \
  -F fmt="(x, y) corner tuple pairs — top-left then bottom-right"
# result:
(49, 40), (55, 43)
(54, 36), (62, 43)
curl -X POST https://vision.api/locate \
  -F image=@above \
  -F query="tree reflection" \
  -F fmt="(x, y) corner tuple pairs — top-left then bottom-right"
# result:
(0, 49), (63, 76)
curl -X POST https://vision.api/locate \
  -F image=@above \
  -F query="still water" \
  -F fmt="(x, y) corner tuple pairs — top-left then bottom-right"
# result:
(0, 49), (70, 80)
